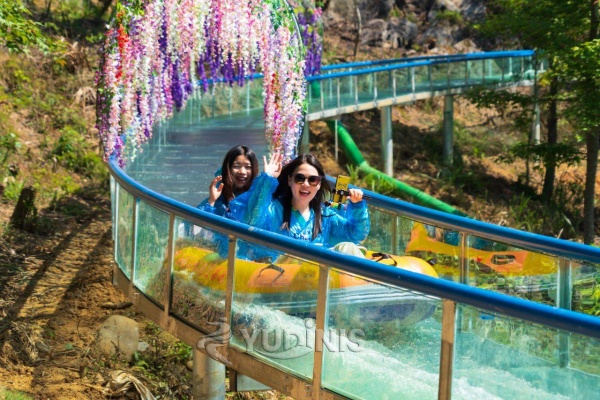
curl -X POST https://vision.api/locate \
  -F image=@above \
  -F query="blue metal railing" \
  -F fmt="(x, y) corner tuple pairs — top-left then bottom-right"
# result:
(110, 159), (600, 337)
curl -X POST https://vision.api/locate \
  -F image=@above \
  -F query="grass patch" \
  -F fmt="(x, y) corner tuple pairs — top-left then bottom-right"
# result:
(0, 387), (34, 400)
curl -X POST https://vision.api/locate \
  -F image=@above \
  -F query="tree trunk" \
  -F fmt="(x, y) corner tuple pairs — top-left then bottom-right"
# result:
(541, 76), (559, 200)
(320, 0), (332, 12)
(98, 0), (113, 18)
(583, 0), (599, 244)
(590, 0), (599, 41)
(583, 130), (599, 244)
(44, 0), (53, 19)
(9, 186), (36, 231)
(353, 1), (361, 58)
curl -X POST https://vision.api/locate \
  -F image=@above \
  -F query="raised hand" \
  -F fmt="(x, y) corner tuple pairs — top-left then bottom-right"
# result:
(348, 188), (364, 203)
(263, 152), (283, 178)
(207, 176), (223, 206)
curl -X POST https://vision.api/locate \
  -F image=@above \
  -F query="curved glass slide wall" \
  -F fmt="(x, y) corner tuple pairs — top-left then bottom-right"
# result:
(171, 219), (229, 333)
(112, 173), (600, 399)
(454, 305), (599, 399)
(133, 200), (170, 306)
(307, 54), (535, 115)
(364, 206), (600, 315)
(322, 269), (442, 399)
(116, 184), (134, 279)
(230, 240), (320, 380)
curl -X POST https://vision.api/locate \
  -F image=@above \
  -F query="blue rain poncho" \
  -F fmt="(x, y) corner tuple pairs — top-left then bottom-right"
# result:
(236, 173), (370, 248)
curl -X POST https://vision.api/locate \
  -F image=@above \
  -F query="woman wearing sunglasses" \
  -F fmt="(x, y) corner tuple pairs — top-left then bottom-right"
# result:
(239, 153), (370, 249)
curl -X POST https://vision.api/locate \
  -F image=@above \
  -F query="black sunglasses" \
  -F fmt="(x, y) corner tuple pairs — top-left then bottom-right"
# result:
(292, 173), (323, 186)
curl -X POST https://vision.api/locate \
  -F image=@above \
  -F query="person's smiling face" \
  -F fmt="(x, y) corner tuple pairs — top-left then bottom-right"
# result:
(288, 163), (322, 211)
(231, 155), (253, 190)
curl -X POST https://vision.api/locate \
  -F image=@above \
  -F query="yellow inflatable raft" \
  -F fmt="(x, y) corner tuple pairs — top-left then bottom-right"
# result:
(173, 245), (439, 326)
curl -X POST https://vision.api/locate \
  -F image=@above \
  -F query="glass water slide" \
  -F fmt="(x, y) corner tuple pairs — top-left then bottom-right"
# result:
(109, 52), (599, 400)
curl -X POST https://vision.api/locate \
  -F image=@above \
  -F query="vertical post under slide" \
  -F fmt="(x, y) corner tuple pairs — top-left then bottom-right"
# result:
(192, 348), (226, 400)
(312, 264), (331, 399)
(381, 105), (393, 176)
(557, 258), (572, 368)
(438, 299), (457, 400)
(443, 95), (454, 166)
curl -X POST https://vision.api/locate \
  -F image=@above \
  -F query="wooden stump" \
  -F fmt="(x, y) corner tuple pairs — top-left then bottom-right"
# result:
(9, 186), (36, 230)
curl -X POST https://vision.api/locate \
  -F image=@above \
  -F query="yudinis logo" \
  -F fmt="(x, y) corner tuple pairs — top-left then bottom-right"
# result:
(197, 318), (364, 364)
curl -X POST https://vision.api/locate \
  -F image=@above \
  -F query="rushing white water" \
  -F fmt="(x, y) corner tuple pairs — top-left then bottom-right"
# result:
(229, 303), (595, 400)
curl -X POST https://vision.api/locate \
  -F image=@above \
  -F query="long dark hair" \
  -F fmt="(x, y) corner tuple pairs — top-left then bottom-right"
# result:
(221, 145), (259, 203)
(274, 154), (330, 240)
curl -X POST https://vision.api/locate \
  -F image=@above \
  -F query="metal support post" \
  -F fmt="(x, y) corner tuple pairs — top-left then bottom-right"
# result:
(438, 299), (457, 400)
(459, 232), (469, 286)
(557, 258), (572, 368)
(192, 348), (226, 399)
(443, 95), (454, 166)
(334, 119), (338, 163)
(381, 105), (393, 176)
(312, 264), (331, 399)
(300, 116), (310, 154)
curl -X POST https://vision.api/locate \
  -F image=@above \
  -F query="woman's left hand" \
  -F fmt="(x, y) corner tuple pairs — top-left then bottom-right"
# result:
(263, 152), (283, 178)
(348, 188), (364, 203)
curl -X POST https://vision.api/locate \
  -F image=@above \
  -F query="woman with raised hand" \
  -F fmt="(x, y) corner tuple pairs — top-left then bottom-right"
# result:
(240, 153), (370, 249)
(181, 145), (259, 240)
(198, 145), (259, 216)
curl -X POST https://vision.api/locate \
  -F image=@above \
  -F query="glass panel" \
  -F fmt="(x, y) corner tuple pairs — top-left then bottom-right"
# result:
(393, 66), (411, 96)
(171, 217), (228, 332)
(133, 200), (170, 306)
(569, 330), (600, 377)
(413, 64), (431, 92)
(429, 63), (443, 90)
(363, 206), (396, 254)
(448, 61), (466, 88)
(323, 269), (442, 399)
(333, 75), (349, 108)
(355, 73), (375, 103)
(375, 70), (394, 99)
(307, 81), (322, 113)
(454, 305), (600, 399)
(467, 235), (559, 306)
(110, 176), (116, 242)
(405, 222), (461, 282)
(115, 185), (134, 279)
(488, 58), (502, 82)
(363, 206), (411, 256)
(230, 242), (319, 380)
(572, 261), (600, 316)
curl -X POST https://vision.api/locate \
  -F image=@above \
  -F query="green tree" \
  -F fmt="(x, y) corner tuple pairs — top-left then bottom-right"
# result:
(477, 0), (599, 243)
(0, 0), (52, 53)
(554, 6), (600, 244)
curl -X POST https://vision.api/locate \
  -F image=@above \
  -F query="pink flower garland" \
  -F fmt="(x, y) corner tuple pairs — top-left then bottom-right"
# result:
(96, 0), (307, 166)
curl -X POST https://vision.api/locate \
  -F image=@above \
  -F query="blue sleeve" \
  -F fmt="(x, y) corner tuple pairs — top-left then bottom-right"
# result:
(221, 173), (282, 263)
(322, 200), (370, 247)
(238, 172), (279, 228)
(197, 196), (229, 216)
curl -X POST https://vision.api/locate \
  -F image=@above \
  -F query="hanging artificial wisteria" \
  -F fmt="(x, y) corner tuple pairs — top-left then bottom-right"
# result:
(288, 0), (323, 76)
(96, 0), (308, 166)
